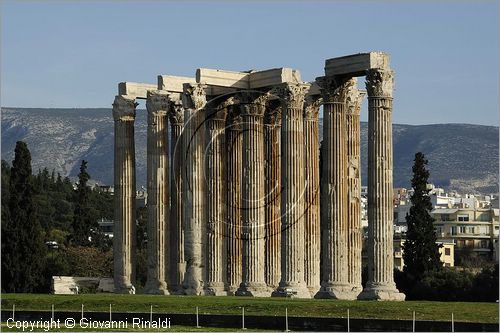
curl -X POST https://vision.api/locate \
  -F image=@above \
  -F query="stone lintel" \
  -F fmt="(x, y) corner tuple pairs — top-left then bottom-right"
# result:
(158, 75), (196, 92)
(196, 68), (302, 89)
(306, 81), (321, 97)
(249, 68), (301, 89)
(196, 68), (249, 89)
(325, 52), (390, 77)
(118, 82), (157, 100)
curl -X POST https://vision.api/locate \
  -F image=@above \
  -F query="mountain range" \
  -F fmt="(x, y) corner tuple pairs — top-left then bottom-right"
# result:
(2, 107), (498, 194)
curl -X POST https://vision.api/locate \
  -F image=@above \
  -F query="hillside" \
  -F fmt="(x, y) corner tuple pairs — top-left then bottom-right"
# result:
(1, 107), (498, 194)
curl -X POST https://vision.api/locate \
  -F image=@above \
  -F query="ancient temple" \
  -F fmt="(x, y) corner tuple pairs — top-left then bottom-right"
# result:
(112, 52), (405, 300)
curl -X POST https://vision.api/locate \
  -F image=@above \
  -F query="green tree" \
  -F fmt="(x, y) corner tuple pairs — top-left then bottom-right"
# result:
(1, 141), (46, 292)
(402, 152), (442, 278)
(71, 160), (97, 245)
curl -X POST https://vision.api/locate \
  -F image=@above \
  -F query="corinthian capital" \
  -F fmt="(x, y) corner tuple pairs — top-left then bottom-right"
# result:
(365, 69), (394, 98)
(236, 91), (269, 118)
(146, 90), (169, 116)
(168, 98), (184, 125)
(271, 83), (310, 110)
(112, 95), (137, 121)
(304, 95), (322, 120)
(264, 100), (282, 126)
(317, 76), (357, 104)
(182, 83), (207, 110)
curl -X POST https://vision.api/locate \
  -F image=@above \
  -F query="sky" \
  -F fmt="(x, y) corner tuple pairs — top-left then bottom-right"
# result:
(1, 0), (499, 126)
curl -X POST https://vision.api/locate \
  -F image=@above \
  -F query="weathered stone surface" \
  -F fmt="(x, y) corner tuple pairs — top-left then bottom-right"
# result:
(196, 68), (301, 89)
(204, 99), (230, 296)
(236, 92), (269, 297)
(168, 97), (186, 294)
(358, 69), (404, 301)
(144, 90), (169, 295)
(118, 82), (157, 100)
(315, 77), (357, 300)
(158, 75), (196, 92)
(325, 52), (390, 77)
(303, 95), (321, 296)
(272, 83), (311, 299)
(226, 108), (243, 295)
(346, 82), (363, 296)
(113, 95), (137, 294)
(181, 83), (207, 295)
(52, 276), (112, 294)
(264, 102), (282, 290)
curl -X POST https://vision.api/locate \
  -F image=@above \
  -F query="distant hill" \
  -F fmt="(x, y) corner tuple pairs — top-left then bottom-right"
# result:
(2, 107), (498, 194)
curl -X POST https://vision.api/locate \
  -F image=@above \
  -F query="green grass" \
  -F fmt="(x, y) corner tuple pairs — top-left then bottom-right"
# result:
(1, 293), (498, 324)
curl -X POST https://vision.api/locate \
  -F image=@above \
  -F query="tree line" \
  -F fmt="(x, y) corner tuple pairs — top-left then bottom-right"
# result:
(1, 141), (114, 293)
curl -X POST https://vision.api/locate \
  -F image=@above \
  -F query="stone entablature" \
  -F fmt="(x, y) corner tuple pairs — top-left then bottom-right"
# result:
(112, 52), (404, 300)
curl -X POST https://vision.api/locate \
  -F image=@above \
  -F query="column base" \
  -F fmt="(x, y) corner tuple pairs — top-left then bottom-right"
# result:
(314, 283), (358, 300)
(272, 283), (311, 298)
(358, 282), (405, 301)
(235, 282), (270, 297)
(204, 282), (227, 296)
(226, 285), (239, 296)
(182, 268), (204, 295)
(114, 277), (136, 294)
(143, 280), (169, 295)
(307, 285), (321, 297)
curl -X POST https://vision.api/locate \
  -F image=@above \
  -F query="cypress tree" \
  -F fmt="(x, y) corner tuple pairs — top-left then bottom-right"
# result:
(1, 141), (46, 292)
(402, 152), (442, 278)
(72, 160), (97, 245)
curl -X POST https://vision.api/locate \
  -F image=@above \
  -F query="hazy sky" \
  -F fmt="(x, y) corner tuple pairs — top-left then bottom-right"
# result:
(1, 1), (498, 125)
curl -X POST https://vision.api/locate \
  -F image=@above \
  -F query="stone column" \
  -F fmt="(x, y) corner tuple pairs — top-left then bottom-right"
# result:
(359, 69), (405, 301)
(181, 83), (207, 295)
(236, 92), (269, 297)
(303, 95), (321, 296)
(226, 107), (243, 295)
(204, 98), (231, 296)
(346, 83), (363, 295)
(112, 95), (137, 294)
(272, 83), (311, 299)
(315, 76), (357, 300)
(264, 102), (282, 290)
(168, 97), (185, 294)
(144, 90), (170, 295)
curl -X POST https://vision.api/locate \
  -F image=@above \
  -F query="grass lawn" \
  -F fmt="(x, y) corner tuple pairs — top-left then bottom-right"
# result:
(1, 293), (498, 324)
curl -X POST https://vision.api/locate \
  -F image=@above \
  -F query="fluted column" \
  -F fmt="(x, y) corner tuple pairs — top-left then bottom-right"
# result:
(264, 103), (282, 290)
(226, 107), (243, 295)
(113, 95), (137, 294)
(181, 83), (207, 295)
(272, 83), (311, 298)
(316, 76), (357, 299)
(236, 92), (269, 297)
(144, 90), (169, 295)
(346, 83), (363, 295)
(168, 97), (185, 294)
(359, 69), (405, 301)
(204, 98), (230, 296)
(303, 95), (321, 296)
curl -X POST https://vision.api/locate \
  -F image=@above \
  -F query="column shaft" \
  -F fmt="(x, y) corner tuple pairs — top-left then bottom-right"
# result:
(236, 93), (268, 297)
(205, 103), (228, 295)
(181, 84), (207, 295)
(226, 110), (243, 295)
(346, 87), (363, 295)
(316, 77), (356, 299)
(303, 97), (321, 295)
(169, 99), (185, 294)
(113, 95), (137, 294)
(359, 68), (404, 301)
(264, 106), (281, 289)
(273, 83), (311, 298)
(144, 91), (169, 295)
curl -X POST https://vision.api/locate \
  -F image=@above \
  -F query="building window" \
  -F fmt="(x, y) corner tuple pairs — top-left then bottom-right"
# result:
(459, 226), (466, 234)
(445, 248), (451, 256)
(451, 226), (457, 235)
(458, 214), (469, 222)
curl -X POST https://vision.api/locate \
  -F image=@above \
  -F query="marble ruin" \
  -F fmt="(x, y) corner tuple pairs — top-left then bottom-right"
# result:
(112, 52), (405, 300)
